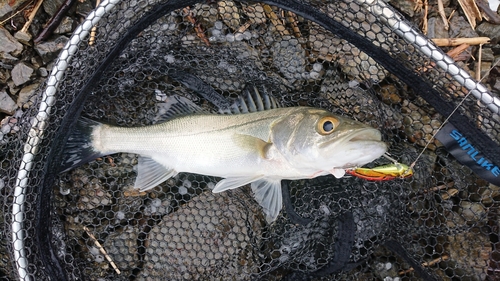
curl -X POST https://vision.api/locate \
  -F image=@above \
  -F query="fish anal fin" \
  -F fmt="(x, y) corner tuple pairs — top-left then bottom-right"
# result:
(212, 176), (263, 193)
(251, 179), (283, 223)
(135, 156), (177, 191)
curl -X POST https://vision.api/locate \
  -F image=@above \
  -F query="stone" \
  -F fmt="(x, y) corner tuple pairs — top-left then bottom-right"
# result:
(0, 27), (23, 57)
(14, 31), (32, 45)
(427, 17), (449, 39)
(34, 36), (69, 64)
(17, 83), (40, 109)
(476, 22), (500, 44)
(0, 0), (31, 18)
(0, 2), (12, 18)
(0, 90), (17, 114)
(54, 17), (74, 34)
(43, 0), (66, 17)
(11, 63), (34, 86)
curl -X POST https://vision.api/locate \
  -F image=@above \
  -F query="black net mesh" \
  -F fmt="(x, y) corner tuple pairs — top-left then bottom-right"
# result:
(1, 0), (500, 280)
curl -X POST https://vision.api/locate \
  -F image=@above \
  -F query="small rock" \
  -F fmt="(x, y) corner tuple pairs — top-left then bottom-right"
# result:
(0, 0), (31, 18)
(476, 22), (500, 44)
(54, 17), (74, 34)
(38, 67), (48, 77)
(0, 27), (23, 57)
(0, 2), (12, 18)
(449, 15), (479, 38)
(14, 31), (32, 45)
(480, 48), (495, 61)
(17, 83), (40, 109)
(0, 66), (10, 84)
(11, 62), (34, 86)
(0, 90), (17, 114)
(35, 36), (69, 64)
(427, 17), (449, 39)
(43, 0), (66, 17)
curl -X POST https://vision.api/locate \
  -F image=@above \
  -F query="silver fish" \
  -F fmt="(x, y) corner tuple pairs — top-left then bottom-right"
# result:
(62, 104), (387, 222)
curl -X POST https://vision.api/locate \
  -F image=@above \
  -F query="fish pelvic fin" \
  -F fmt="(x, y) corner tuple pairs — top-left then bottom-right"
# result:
(135, 156), (178, 191)
(60, 117), (105, 173)
(251, 179), (283, 223)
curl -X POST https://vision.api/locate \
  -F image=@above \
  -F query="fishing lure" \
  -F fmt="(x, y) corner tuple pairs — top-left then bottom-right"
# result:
(346, 163), (413, 181)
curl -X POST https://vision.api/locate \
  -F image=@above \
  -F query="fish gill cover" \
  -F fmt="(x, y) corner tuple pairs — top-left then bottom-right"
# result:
(1, 0), (500, 280)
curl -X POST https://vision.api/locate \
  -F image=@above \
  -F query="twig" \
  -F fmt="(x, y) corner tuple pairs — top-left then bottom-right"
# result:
(475, 0), (500, 24)
(0, 0), (35, 26)
(88, 0), (101, 46)
(422, 0), (428, 35)
(20, 0), (44, 33)
(437, 0), (449, 30)
(236, 21), (252, 34)
(399, 255), (449, 275)
(440, 188), (458, 200)
(425, 182), (454, 193)
(83, 226), (121, 274)
(431, 37), (490, 46)
(446, 43), (471, 59)
(182, 7), (210, 46)
(123, 189), (147, 197)
(34, 0), (78, 43)
(476, 43), (483, 81)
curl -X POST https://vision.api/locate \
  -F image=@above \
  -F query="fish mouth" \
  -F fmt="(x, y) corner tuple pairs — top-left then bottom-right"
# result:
(346, 128), (382, 143)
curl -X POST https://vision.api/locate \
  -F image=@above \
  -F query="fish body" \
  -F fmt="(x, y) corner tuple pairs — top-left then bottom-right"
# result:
(62, 106), (387, 221)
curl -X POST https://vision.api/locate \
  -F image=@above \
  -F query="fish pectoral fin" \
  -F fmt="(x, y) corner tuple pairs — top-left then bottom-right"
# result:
(330, 168), (346, 178)
(135, 156), (177, 191)
(232, 134), (272, 159)
(212, 176), (264, 193)
(251, 179), (283, 223)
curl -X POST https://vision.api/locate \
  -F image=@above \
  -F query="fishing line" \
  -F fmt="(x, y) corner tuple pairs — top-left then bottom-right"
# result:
(409, 58), (500, 170)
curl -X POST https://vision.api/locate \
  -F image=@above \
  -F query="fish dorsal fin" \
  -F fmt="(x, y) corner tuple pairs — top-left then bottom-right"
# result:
(135, 156), (178, 191)
(230, 83), (280, 114)
(251, 179), (283, 223)
(212, 176), (264, 193)
(154, 94), (207, 123)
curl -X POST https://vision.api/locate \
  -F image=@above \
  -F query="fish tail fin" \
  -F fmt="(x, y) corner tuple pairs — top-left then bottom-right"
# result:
(60, 117), (105, 173)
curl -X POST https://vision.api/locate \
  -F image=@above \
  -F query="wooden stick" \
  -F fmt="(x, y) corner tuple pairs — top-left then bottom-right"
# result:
(34, 0), (78, 43)
(476, 44), (482, 81)
(83, 226), (121, 274)
(446, 43), (470, 59)
(437, 0), (449, 30)
(20, 0), (44, 33)
(399, 255), (449, 275)
(431, 37), (490, 46)
(422, 0), (428, 35)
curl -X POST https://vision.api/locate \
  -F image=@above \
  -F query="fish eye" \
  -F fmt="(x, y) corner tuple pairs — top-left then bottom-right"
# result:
(317, 116), (339, 135)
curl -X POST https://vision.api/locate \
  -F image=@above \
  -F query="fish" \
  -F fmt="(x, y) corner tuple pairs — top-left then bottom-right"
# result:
(61, 97), (387, 222)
